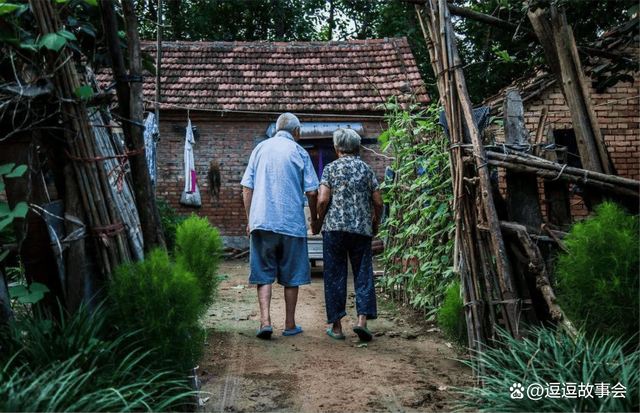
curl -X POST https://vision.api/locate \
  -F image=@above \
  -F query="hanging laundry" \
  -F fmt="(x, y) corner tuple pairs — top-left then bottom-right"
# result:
(143, 112), (158, 186)
(180, 119), (202, 206)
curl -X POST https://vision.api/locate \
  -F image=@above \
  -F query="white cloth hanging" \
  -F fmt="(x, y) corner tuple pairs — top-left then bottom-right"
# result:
(180, 119), (202, 206)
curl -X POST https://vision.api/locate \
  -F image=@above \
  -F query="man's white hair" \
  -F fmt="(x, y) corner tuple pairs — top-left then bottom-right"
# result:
(275, 112), (301, 135)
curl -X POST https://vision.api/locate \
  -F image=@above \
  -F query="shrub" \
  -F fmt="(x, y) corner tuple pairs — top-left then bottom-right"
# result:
(555, 201), (639, 342)
(157, 197), (187, 253)
(174, 214), (223, 312)
(457, 327), (639, 412)
(437, 281), (468, 348)
(107, 248), (205, 372)
(0, 301), (196, 412)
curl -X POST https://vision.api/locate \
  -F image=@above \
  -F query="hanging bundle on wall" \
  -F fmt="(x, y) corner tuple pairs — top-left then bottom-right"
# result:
(208, 159), (221, 198)
(180, 119), (202, 207)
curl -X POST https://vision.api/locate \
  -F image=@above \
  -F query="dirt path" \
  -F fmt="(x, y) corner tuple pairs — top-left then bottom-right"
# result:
(199, 259), (473, 413)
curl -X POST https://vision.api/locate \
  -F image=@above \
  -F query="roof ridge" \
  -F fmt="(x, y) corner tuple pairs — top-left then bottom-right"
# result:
(139, 37), (408, 48)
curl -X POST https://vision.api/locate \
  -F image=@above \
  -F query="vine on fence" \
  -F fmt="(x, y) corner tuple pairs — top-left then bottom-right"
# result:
(378, 101), (455, 318)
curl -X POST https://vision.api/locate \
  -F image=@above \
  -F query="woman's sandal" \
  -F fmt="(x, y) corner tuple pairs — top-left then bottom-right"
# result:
(326, 326), (346, 340)
(353, 325), (373, 342)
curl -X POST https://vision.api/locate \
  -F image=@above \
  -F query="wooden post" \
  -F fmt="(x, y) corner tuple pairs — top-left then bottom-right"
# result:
(544, 132), (572, 225)
(503, 89), (544, 228)
(528, 7), (613, 175)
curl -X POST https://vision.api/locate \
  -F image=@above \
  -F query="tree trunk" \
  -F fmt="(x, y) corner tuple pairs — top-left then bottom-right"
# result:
(101, 0), (165, 253)
(0, 267), (13, 324)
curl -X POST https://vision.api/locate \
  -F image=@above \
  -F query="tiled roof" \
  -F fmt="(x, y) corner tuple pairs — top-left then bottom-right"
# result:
(97, 38), (429, 112)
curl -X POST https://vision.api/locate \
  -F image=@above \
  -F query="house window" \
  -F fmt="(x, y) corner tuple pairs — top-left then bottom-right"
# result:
(552, 129), (582, 169)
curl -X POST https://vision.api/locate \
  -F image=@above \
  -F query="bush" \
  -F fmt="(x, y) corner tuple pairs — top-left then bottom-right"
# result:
(157, 197), (187, 253)
(437, 281), (468, 348)
(174, 215), (223, 312)
(457, 327), (639, 412)
(555, 201), (639, 342)
(0, 302), (196, 412)
(107, 248), (205, 372)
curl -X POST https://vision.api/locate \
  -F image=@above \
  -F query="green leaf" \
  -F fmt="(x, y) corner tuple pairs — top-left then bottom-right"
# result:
(57, 29), (77, 41)
(83, 0), (98, 6)
(9, 285), (28, 298)
(40, 33), (67, 52)
(0, 250), (9, 262)
(19, 291), (44, 304)
(0, 182), (4, 192)
(11, 202), (28, 218)
(74, 85), (94, 99)
(5, 164), (27, 178)
(0, 217), (12, 232)
(0, 3), (19, 15)
(0, 163), (15, 175)
(56, 0), (70, 3)
(142, 56), (157, 75)
(29, 282), (50, 294)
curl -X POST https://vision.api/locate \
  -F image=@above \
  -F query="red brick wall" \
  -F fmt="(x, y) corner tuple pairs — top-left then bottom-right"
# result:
(155, 111), (391, 237)
(493, 73), (639, 221)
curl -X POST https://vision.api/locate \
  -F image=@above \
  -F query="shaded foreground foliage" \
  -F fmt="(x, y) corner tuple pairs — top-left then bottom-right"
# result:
(457, 327), (639, 412)
(0, 303), (196, 412)
(1, 216), (223, 411)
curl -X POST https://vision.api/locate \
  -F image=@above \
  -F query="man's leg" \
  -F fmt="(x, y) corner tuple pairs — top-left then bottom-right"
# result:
(257, 284), (272, 329)
(284, 286), (298, 331)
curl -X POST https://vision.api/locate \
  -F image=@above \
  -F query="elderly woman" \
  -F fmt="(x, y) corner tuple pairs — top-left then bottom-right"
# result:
(311, 128), (383, 341)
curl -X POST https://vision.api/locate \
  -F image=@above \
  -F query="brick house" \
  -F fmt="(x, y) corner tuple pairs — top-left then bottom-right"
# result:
(483, 46), (639, 220)
(118, 38), (429, 246)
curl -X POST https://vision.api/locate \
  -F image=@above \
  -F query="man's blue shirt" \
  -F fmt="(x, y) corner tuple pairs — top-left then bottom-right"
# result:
(241, 130), (319, 238)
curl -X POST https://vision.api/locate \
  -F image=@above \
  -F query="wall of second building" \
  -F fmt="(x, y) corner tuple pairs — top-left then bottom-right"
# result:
(492, 73), (639, 220)
(155, 110), (391, 246)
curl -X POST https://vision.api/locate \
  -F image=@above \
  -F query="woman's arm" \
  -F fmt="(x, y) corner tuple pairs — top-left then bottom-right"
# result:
(311, 184), (331, 235)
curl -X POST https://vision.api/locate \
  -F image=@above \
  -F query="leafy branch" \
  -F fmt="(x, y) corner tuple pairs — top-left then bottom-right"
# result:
(378, 99), (455, 317)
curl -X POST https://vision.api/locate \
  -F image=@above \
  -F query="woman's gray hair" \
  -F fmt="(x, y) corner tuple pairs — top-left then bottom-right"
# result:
(333, 128), (361, 154)
(275, 112), (301, 135)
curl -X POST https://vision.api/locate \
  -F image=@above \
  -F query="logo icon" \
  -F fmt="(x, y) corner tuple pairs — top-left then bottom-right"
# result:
(510, 383), (525, 399)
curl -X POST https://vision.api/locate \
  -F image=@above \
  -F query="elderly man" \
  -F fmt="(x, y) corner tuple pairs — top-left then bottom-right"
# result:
(241, 112), (319, 339)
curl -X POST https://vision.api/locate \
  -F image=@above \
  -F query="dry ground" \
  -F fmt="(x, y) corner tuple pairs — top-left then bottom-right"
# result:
(198, 259), (473, 413)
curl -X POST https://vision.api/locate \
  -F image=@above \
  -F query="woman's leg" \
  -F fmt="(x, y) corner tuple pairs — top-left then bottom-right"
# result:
(323, 231), (348, 334)
(348, 234), (377, 327)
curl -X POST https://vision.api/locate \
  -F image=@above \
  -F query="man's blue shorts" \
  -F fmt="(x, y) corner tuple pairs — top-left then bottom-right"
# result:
(249, 230), (311, 287)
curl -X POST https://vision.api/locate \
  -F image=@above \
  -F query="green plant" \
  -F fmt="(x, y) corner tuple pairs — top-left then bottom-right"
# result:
(378, 100), (455, 315)
(437, 281), (468, 348)
(156, 197), (187, 253)
(107, 248), (205, 372)
(0, 301), (197, 412)
(457, 327), (639, 412)
(174, 214), (223, 312)
(555, 201), (639, 343)
(0, 163), (28, 263)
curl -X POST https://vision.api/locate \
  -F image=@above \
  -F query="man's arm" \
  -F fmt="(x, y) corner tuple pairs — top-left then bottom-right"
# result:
(306, 189), (318, 223)
(242, 186), (253, 236)
(371, 190), (383, 236)
(311, 185), (330, 235)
